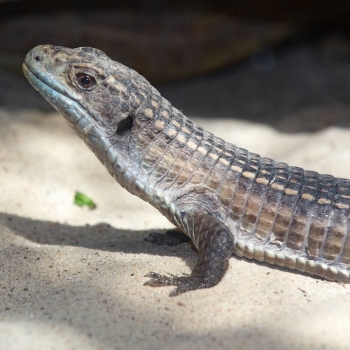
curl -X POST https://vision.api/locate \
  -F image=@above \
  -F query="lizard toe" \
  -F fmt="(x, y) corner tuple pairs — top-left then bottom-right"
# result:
(144, 272), (178, 287)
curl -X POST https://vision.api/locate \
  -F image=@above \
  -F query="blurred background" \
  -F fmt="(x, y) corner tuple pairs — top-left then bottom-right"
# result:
(1, 0), (350, 132)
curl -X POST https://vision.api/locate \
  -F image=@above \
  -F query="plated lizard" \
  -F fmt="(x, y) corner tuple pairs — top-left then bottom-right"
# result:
(23, 45), (350, 296)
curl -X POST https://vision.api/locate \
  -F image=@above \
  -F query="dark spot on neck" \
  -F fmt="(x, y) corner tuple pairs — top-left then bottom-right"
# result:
(116, 115), (133, 136)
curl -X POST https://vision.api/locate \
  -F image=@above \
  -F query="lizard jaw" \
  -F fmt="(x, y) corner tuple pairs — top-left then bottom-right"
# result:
(23, 61), (125, 180)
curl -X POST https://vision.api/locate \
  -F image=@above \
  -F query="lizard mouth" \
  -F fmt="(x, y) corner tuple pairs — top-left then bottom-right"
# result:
(22, 62), (96, 137)
(23, 62), (79, 118)
(22, 63), (41, 92)
(23, 60), (117, 168)
(23, 62), (68, 108)
(22, 63), (110, 153)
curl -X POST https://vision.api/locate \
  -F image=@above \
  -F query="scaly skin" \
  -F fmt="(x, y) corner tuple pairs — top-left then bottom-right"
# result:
(23, 45), (350, 296)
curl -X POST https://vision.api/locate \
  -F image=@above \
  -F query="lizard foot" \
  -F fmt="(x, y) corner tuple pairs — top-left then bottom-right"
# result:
(144, 212), (235, 296)
(144, 272), (212, 297)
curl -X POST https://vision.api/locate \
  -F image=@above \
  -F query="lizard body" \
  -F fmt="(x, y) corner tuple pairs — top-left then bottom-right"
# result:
(23, 45), (350, 296)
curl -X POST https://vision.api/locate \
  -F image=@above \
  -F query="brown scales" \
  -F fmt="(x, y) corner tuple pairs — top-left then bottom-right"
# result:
(134, 92), (350, 270)
(138, 97), (350, 261)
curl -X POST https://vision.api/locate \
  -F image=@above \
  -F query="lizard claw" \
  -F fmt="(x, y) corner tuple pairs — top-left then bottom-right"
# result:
(144, 272), (176, 287)
(144, 271), (207, 296)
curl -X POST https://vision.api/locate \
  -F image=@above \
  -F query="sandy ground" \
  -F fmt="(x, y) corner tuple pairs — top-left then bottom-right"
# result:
(1, 105), (350, 350)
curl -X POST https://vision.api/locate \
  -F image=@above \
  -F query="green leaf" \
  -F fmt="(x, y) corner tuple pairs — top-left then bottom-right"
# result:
(74, 191), (97, 210)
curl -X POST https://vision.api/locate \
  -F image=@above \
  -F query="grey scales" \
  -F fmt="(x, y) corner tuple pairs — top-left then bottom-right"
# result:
(23, 45), (350, 296)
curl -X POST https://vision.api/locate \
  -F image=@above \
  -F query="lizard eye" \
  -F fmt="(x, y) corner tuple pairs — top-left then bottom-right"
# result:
(76, 73), (96, 89)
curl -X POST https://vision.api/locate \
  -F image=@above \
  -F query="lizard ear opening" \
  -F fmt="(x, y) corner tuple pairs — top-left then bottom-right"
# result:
(116, 115), (133, 136)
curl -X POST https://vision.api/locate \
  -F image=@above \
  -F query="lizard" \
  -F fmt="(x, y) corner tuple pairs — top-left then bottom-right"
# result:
(22, 45), (350, 296)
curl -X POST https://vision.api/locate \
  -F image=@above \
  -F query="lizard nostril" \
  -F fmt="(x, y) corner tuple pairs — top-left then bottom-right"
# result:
(35, 56), (41, 62)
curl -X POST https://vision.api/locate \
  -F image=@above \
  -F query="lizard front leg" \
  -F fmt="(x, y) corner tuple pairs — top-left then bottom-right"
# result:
(144, 212), (235, 296)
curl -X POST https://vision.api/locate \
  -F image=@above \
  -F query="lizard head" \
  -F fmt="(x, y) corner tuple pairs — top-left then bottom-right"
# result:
(23, 44), (151, 140)
(23, 45), (154, 175)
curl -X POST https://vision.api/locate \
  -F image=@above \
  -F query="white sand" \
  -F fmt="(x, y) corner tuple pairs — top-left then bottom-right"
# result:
(1, 108), (350, 350)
